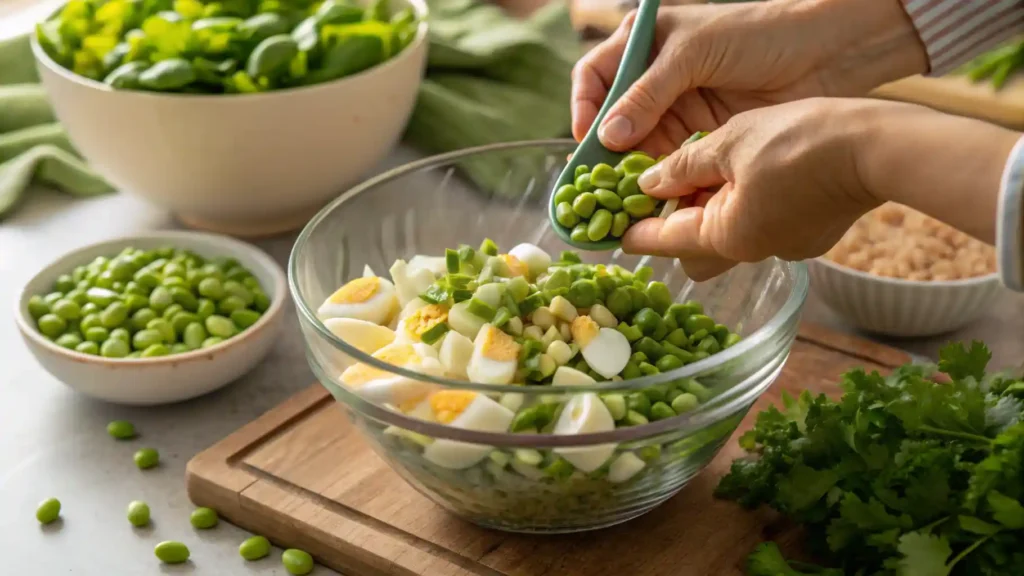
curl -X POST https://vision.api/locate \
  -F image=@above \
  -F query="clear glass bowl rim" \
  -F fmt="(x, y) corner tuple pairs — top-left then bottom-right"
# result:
(288, 139), (809, 445)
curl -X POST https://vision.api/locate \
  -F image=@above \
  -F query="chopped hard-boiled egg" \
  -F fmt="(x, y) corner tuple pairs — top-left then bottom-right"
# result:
(395, 304), (449, 344)
(552, 392), (616, 472)
(508, 243), (551, 278)
(420, 391), (515, 469)
(408, 255), (448, 278)
(572, 316), (630, 379)
(497, 254), (529, 277)
(389, 259), (436, 307)
(323, 318), (396, 355)
(607, 451), (646, 483)
(439, 330), (474, 379)
(467, 324), (521, 385)
(318, 276), (398, 326)
(339, 342), (443, 408)
(448, 300), (487, 340)
(552, 366), (596, 386)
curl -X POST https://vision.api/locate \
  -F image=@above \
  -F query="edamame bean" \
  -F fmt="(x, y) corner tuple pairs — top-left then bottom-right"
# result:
(147, 318), (176, 343)
(101, 338), (130, 358)
(170, 286), (199, 311)
(574, 172), (594, 193)
(170, 343), (190, 354)
(555, 202), (579, 228)
(590, 163), (619, 189)
(75, 341), (99, 355)
(202, 336), (225, 348)
(205, 315), (237, 338)
(132, 329), (163, 351)
(27, 295), (50, 319)
(623, 410), (649, 426)
(620, 151), (656, 174)
(253, 291), (271, 312)
(656, 354), (684, 372)
(37, 314), (67, 338)
(650, 401), (675, 421)
(107, 420), (135, 439)
(610, 211), (630, 238)
(623, 194), (657, 217)
(55, 274), (75, 293)
(683, 314), (715, 335)
(139, 58), (196, 90)
(43, 292), (64, 305)
(671, 392), (699, 413)
(627, 392), (651, 416)
(122, 293), (148, 312)
(134, 448), (159, 469)
(569, 223), (589, 243)
(127, 501), (150, 527)
(566, 279), (599, 308)
(36, 497), (61, 524)
(171, 312), (199, 335)
(55, 333), (82, 349)
(190, 507), (219, 529)
(86, 287), (118, 307)
(161, 303), (184, 320)
(52, 299), (81, 320)
(239, 535), (272, 561)
(141, 344), (170, 357)
(553, 184), (580, 205)
(109, 327), (130, 343)
(587, 209), (613, 241)
(723, 333), (742, 348)
(632, 308), (662, 335)
(594, 188), (622, 211)
(616, 173), (640, 198)
(282, 549), (315, 575)
(183, 323), (208, 350)
(230, 309), (261, 330)
(217, 295), (246, 315)
(197, 277), (225, 300)
(100, 301), (129, 329)
(196, 298), (216, 319)
(154, 541), (190, 564)
(646, 282), (672, 314)
(571, 192), (597, 218)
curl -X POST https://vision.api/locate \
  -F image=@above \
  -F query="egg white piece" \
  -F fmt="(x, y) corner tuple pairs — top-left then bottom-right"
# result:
(339, 342), (443, 408)
(362, 264), (376, 277)
(389, 259), (436, 307)
(508, 243), (551, 278)
(552, 366), (596, 386)
(607, 452), (646, 483)
(467, 324), (521, 385)
(552, 392), (617, 472)
(439, 330), (475, 379)
(318, 276), (399, 325)
(421, 392), (515, 469)
(408, 255), (449, 278)
(447, 301), (487, 340)
(323, 318), (396, 355)
(572, 316), (631, 379)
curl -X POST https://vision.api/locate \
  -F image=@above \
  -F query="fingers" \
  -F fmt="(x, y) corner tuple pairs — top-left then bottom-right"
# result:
(638, 129), (730, 199)
(598, 34), (698, 150)
(571, 15), (634, 142)
(621, 208), (736, 282)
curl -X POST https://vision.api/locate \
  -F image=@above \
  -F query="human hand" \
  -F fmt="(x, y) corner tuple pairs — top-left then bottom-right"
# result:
(621, 98), (882, 281)
(571, 0), (928, 156)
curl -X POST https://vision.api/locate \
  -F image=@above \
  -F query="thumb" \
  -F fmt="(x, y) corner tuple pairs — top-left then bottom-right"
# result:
(638, 129), (729, 199)
(597, 37), (699, 150)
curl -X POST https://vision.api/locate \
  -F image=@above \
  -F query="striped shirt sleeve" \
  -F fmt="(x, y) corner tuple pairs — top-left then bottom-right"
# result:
(997, 135), (1024, 292)
(899, 0), (1024, 76)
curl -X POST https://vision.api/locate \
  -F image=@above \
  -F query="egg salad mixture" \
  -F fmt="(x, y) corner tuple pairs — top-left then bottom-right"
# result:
(317, 240), (740, 486)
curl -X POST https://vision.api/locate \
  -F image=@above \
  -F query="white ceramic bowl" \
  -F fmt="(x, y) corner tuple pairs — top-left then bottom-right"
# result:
(808, 257), (1002, 338)
(30, 0), (428, 237)
(15, 231), (287, 405)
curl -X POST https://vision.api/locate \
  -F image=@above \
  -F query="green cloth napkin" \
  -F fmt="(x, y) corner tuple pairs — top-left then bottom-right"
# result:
(0, 34), (115, 218)
(0, 0), (578, 217)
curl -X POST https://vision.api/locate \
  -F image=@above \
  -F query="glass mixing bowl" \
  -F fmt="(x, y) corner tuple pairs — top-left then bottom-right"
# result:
(289, 140), (808, 533)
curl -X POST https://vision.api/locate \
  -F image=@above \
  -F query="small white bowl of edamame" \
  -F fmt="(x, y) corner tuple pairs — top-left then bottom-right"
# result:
(14, 231), (287, 405)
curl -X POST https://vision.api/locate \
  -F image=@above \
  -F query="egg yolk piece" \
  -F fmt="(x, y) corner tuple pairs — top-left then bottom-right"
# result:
(467, 324), (521, 385)
(397, 304), (448, 343)
(498, 254), (529, 278)
(339, 342), (441, 407)
(317, 276), (399, 326)
(421, 392), (516, 470)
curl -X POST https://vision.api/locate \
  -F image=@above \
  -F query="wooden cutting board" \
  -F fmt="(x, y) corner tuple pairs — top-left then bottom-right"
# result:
(570, 0), (1024, 130)
(185, 324), (911, 576)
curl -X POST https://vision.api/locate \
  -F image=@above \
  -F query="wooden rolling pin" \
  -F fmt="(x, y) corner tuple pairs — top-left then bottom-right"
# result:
(570, 0), (1024, 129)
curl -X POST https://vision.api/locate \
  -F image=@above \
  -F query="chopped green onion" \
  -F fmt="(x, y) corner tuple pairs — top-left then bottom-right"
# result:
(506, 276), (530, 302)
(519, 339), (543, 360)
(467, 297), (496, 321)
(502, 291), (520, 317)
(452, 289), (473, 303)
(446, 274), (473, 288)
(420, 322), (450, 345)
(419, 284), (449, 305)
(480, 238), (499, 256)
(560, 251), (582, 263)
(458, 245), (475, 262)
(519, 293), (545, 316)
(492, 307), (512, 328)
(445, 249), (460, 274)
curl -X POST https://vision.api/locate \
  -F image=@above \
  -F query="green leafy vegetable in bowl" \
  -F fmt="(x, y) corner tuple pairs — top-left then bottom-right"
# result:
(35, 0), (419, 94)
(717, 341), (1024, 575)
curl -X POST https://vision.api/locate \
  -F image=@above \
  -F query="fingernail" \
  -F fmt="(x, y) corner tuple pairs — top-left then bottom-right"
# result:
(638, 164), (661, 190)
(599, 116), (632, 146)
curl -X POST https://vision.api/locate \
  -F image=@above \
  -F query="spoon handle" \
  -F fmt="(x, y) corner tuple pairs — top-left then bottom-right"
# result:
(589, 0), (661, 131)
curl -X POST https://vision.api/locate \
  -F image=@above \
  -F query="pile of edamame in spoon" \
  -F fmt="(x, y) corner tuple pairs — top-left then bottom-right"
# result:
(36, 0), (418, 93)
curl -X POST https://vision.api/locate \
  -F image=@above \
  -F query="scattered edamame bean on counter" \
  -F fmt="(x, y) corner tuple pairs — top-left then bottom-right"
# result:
(27, 246), (270, 358)
(318, 239), (740, 487)
(35, 0), (419, 94)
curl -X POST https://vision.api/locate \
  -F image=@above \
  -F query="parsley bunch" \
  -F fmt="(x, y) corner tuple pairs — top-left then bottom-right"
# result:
(716, 342), (1024, 576)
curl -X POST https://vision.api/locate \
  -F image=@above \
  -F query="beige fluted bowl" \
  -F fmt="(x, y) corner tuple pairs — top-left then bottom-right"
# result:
(30, 0), (428, 238)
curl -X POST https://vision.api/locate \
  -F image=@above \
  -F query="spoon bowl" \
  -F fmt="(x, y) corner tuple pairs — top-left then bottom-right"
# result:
(549, 0), (661, 251)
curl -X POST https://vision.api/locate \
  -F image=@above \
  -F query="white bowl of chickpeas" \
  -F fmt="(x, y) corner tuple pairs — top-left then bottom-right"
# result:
(809, 203), (1001, 338)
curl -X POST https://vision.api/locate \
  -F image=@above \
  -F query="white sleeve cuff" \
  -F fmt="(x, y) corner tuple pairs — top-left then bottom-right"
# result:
(997, 134), (1024, 291)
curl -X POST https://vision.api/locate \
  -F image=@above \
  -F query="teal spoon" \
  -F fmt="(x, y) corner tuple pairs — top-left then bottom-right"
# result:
(550, 0), (661, 251)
